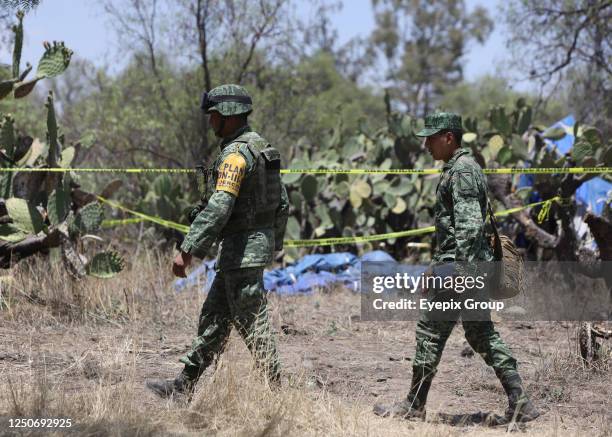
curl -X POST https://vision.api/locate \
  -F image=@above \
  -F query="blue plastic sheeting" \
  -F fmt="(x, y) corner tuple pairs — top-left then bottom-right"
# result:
(517, 115), (611, 215)
(174, 250), (401, 295)
(575, 178), (611, 216)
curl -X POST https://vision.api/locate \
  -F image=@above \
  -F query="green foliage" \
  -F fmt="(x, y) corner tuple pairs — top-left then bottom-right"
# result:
(371, 0), (493, 116)
(141, 174), (190, 224)
(280, 93), (611, 262)
(85, 251), (125, 278)
(281, 110), (437, 261)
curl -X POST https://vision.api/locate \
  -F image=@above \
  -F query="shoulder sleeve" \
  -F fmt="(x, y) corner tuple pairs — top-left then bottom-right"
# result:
(450, 163), (485, 263)
(215, 144), (248, 197)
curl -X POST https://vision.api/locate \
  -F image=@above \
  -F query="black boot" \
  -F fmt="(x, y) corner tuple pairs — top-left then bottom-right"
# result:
(146, 372), (196, 399)
(501, 374), (540, 423)
(373, 369), (431, 420)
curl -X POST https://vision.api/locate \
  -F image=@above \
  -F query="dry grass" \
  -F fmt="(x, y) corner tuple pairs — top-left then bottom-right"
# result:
(0, 249), (610, 436)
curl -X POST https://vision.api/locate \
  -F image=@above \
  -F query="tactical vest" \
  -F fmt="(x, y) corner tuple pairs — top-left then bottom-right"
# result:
(208, 135), (281, 237)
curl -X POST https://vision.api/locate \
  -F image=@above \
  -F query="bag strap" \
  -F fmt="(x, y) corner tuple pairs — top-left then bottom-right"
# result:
(487, 196), (503, 260)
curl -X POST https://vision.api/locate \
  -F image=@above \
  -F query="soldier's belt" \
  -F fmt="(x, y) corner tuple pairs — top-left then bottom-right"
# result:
(0, 167), (611, 175)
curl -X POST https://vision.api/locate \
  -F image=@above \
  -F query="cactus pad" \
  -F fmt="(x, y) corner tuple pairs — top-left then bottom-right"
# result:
(12, 11), (24, 79)
(47, 181), (71, 226)
(85, 251), (125, 278)
(36, 41), (73, 79)
(45, 91), (60, 166)
(300, 175), (318, 202)
(14, 42), (72, 98)
(0, 223), (28, 242)
(68, 201), (103, 236)
(5, 197), (44, 234)
(59, 146), (75, 168)
(78, 131), (96, 149)
(0, 78), (19, 100)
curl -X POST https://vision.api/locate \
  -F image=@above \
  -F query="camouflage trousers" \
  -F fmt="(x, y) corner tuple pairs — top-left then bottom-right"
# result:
(179, 267), (280, 383)
(412, 289), (519, 387)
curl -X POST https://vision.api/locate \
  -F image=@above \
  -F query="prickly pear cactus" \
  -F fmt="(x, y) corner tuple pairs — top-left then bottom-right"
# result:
(0, 10), (124, 280)
(4, 197), (44, 234)
(142, 174), (190, 226)
(85, 251), (125, 279)
(47, 178), (71, 226)
(68, 201), (104, 236)
(14, 42), (73, 99)
(45, 91), (61, 167)
(0, 10), (73, 101)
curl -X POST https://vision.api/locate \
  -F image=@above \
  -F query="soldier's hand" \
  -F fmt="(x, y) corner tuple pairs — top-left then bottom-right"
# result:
(172, 251), (192, 278)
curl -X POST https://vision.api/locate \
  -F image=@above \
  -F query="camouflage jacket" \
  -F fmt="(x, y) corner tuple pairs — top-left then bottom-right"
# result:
(180, 125), (289, 271)
(433, 147), (493, 272)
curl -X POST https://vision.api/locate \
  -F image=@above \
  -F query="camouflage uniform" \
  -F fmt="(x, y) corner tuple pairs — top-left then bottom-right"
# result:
(147, 85), (288, 398)
(179, 120), (287, 382)
(374, 113), (538, 423)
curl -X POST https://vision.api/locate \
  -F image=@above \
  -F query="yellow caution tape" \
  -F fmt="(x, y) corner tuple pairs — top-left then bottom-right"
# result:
(0, 167), (610, 175)
(280, 167), (612, 175)
(535, 196), (562, 224)
(495, 196), (562, 218)
(285, 197), (567, 247)
(0, 168), (195, 173)
(102, 217), (146, 228)
(96, 196), (190, 234)
(284, 226), (437, 247)
(98, 195), (567, 248)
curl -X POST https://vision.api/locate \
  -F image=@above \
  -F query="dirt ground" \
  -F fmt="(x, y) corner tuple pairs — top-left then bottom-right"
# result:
(0, 256), (610, 436)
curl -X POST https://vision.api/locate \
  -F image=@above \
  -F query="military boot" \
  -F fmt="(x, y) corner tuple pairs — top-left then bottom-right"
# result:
(373, 371), (431, 420)
(146, 373), (196, 399)
(501, 374), (540, 423)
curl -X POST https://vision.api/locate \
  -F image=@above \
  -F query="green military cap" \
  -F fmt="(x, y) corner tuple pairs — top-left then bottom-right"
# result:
(416, 112), (463, 137)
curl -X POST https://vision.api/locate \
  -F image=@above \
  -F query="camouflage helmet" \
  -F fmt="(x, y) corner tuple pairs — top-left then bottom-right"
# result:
(200, 84), (253, 116)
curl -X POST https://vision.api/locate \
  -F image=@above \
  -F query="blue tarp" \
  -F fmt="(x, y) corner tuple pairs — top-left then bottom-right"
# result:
(518, 115), (611, 215)
(174, 250), (398, 294)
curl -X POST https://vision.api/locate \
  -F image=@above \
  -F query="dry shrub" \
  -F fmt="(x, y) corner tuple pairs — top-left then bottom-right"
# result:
(0, 248), (187, 326)
(0, 338), (164, 436)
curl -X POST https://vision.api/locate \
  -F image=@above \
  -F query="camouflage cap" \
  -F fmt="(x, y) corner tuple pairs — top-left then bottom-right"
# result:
(201, 84), (253, 116)
(415, 112), (463, 137)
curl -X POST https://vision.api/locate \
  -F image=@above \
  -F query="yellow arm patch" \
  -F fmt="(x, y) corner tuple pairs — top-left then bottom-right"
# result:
(216, 152), (247, 196)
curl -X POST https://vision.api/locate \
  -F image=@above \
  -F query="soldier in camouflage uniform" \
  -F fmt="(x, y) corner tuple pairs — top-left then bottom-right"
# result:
(373, 113), (539, 424)
(146, 84), (288, 398)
